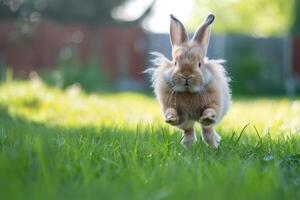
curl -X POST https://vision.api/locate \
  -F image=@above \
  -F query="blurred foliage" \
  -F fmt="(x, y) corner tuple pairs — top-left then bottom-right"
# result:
(0, 0), (127, 25)
(291, 0), (300, 36)
(0, 0), (298, 35)
(229, 56), (285, 95)
(226, 38), (285, 95)
(189, 0), (294, 37)
(41, 59), (112, 92)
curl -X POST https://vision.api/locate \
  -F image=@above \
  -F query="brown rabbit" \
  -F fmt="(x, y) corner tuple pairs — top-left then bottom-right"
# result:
(146, 14), (231, 148)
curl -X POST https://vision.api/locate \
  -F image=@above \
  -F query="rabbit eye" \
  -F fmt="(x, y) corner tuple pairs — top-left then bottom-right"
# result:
(198, 62), (201, 68)
(174, 61), (177, 66)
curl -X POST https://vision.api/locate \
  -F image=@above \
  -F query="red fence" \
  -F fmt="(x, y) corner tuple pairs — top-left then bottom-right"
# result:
(0, 21), (147, 83)
(292, 38), (300, 78)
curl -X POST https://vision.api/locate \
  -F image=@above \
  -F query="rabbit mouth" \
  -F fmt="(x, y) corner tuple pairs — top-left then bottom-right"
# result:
(174, 85), (201, 93)
(163, 72), (203, 93)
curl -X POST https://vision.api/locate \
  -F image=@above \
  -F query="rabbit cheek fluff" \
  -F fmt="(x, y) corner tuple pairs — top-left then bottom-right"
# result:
(148, 14), (231, 148)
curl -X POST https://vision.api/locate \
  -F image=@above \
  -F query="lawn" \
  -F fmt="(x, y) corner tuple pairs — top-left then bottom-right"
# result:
(0, 79), (300, 200)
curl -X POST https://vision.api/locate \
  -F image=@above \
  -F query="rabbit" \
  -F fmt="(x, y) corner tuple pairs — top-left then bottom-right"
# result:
(146, 14), (231, 148)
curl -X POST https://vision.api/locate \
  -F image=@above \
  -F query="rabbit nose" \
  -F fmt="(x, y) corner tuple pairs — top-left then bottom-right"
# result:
(184, 81), (189, 86)
(181, 76), (192, 86)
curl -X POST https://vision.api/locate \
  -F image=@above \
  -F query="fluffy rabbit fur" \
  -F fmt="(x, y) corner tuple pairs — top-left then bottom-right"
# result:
(146, 14), (231, 148)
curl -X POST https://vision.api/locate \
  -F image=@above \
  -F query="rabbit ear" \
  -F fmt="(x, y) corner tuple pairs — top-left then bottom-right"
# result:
(192, 14), (215, 55)
(169, 14), (188, 46)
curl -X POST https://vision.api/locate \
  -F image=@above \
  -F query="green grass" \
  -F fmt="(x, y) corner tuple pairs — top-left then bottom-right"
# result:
(0, 80), (300, 200)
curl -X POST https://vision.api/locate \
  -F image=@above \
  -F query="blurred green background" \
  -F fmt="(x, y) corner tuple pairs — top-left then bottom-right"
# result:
(0, 0), (300, 95)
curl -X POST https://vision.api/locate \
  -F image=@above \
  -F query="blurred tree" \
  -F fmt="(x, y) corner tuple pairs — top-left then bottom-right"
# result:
(0, 0), (20, 19)
(41, 0), (125, 25)
(291, 0), (300, 36)
(188, 0), (294, 37)
(0, 0), (154, 25)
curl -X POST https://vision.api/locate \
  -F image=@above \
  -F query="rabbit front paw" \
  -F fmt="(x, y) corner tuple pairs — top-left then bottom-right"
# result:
(164, 108), (180, 125)
(200, 108), (217, 126)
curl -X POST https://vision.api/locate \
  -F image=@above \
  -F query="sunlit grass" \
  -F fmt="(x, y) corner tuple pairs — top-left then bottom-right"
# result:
(1, 79), (299, 136)
(0, 80), (160, 128)
(0, 79), (299, 200)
